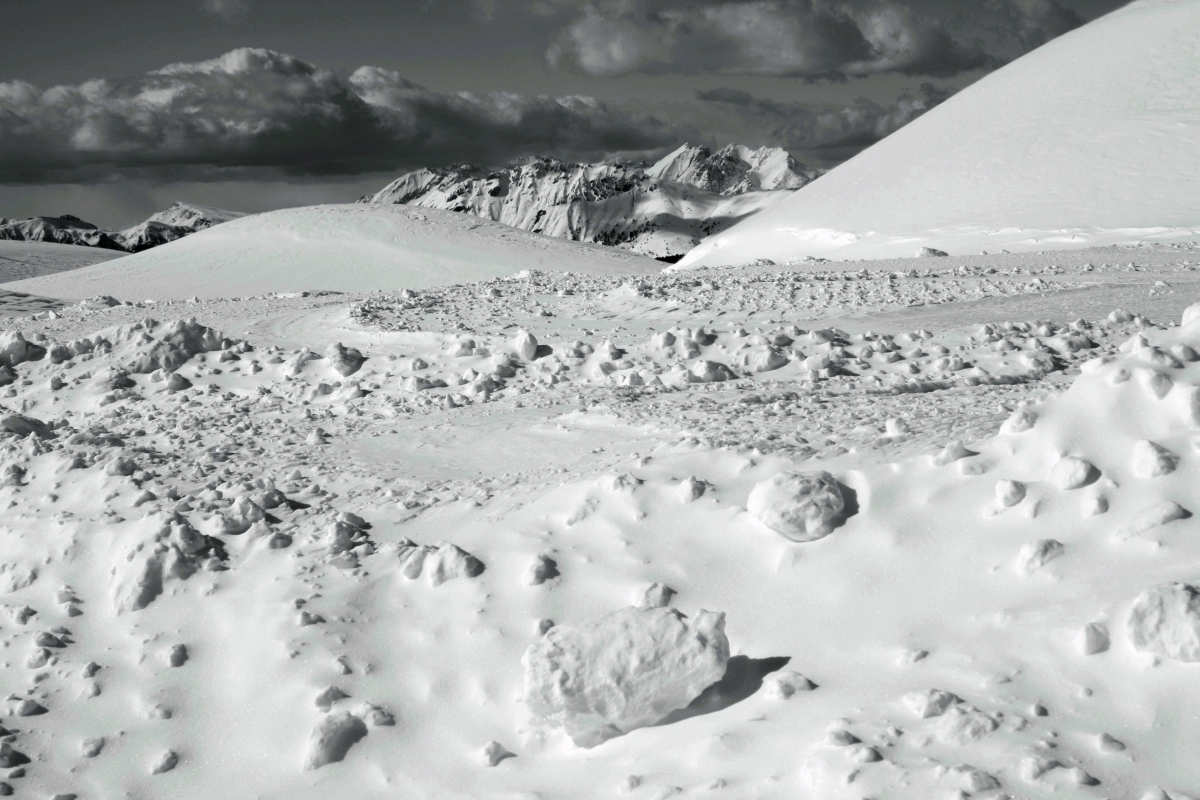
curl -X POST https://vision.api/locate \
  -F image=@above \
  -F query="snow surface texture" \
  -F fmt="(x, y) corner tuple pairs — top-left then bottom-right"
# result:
(682, 0), (1200, 266)
(360, 145), (818, 260)
(3, 205), (662, 300)
(1, 243), (1200, 797)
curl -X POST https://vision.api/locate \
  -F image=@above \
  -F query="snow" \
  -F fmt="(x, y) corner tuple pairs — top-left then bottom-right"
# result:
(522, 606), (729, 747)
(2, 204), (663, 300)
(746, 470), (846, 542)
(3, 227), (1200, 798)
(681, 0), (1200, 266)
(1129, 582), (1200, 662)
(360, 146), (816, 259)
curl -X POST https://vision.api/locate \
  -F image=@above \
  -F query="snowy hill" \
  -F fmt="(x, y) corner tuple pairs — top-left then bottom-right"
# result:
(2, 204), (662, 300)
(360, 145), (819, 259)
(0, 202), (244, 255)
(681, 0), (1200, 267)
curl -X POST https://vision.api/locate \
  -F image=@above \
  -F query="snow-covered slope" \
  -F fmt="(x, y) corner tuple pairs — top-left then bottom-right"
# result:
(3, 204), (662, 300)
(0, 241), (125, 284)
(682, 0), (1200, 266)
(360, 145), (819, 259)
(0, 203), (244, 255)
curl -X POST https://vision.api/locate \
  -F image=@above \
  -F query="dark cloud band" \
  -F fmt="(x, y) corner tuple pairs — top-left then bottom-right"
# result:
(542, 0), (1086, 79)
(0, 49), (674, 183)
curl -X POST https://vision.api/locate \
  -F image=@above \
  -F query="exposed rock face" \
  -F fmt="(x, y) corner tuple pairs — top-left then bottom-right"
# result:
(359, 145), (820, 259)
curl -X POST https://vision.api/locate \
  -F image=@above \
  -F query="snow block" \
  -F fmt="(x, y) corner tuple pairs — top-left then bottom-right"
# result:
(303, 712), (368, 770)
(523, 606), (729, 747)
(1129, 582), (1200, 662)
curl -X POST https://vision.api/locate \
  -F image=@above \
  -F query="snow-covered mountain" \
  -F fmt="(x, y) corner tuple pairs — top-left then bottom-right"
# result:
(360, 145), (820, 260)
(116, 202), (245, 252)
(0, 215), (126, 252)
(0, 202), (243, 254)
(681, 0), (1200, 266)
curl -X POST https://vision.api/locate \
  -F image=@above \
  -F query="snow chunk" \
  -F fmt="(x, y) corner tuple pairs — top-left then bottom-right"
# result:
(1017, 539), (1065, 575)
(1129, 582), (1200, 661)
(0, 563), (37, 594)
(395, 540), (485, 586)
(1116, 501), (1190, 540)
(904, 688), (959, 718)
(762, 670), (816, 699)
(1049, 456), (1097, 490)
(0, 414), (53, 439)
(1080, 622), (1110, 655)
(303, 712), (368, 770)
(932, 440), (974, 466)
(523, 606), (729, 747)
(995, 479), (1026, 507)
(511, 329), (538, 361)
(747, 470), (846, 542)
(1132, 440), (1178, 478)
(481, 740), (516, 766)
(689, 360), (735, 383)
(324, 342), (365, 377)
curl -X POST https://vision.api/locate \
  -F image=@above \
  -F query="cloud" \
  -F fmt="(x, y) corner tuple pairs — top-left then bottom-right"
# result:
(696, 82), (953, 159)
(202, 0), (251, 20)
(0, 48), (676, 183)
(543, 0), (1089, 79)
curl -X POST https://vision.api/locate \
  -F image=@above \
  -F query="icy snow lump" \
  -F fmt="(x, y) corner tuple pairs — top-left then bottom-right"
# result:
(523, 606), (729, 747)
(747, 470), (847, 542)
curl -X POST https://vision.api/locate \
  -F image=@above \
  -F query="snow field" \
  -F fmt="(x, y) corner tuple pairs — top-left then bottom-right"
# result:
(0, 243), (1195, 796)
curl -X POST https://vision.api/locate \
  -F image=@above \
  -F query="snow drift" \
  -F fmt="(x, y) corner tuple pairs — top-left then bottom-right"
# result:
(2, 204), (663, 300)
(681, 0), (1200, 266)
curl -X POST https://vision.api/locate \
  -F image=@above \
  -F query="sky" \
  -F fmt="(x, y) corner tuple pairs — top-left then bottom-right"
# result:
(0, 0), (1128, 227)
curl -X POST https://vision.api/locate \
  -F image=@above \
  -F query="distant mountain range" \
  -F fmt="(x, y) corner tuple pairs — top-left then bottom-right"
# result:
(0, 202), (244, 254)
(359, 144), (821, 260)
(0, 145), (818, 262)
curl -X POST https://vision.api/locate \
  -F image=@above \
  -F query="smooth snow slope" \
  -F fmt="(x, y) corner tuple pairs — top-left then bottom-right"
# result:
(0, 240), (124, 283)
(682, 0), (1200, 266)
(4, 204), (662, 300)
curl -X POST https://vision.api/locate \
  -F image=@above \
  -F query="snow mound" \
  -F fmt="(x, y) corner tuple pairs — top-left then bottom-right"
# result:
(3, 204), (663, 300)
(1129, 582), (1200, 662)
(681, 0), (1200, 265)
(747, 470), (846, 542)
(523, 606), (729, 747)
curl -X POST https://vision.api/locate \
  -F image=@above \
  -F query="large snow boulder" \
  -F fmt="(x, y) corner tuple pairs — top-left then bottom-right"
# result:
(747, 470), (846, 542)
(1129, 582), (1200, 661)
(523, 606), (729, 747)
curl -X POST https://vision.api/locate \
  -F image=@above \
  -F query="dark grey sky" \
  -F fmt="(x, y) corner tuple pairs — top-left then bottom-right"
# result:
(0, 0), (1128, 226)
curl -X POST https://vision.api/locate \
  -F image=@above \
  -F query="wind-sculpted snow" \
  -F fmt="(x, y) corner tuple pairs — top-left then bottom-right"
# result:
(1, 246), (1200, 797)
